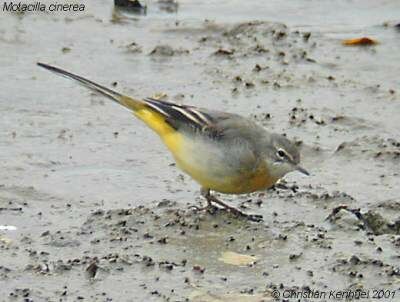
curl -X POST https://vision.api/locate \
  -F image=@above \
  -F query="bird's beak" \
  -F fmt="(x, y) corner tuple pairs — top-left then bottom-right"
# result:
(295, 165), (310, 176)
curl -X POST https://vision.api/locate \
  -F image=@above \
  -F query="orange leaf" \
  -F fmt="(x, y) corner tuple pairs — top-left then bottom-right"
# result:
(342, 37), (377, 46)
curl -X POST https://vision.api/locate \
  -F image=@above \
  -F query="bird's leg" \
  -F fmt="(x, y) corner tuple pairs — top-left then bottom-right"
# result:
(200, 188), (214, 209)
(190, 188), (218, 212)
(201, 188), (263, 222)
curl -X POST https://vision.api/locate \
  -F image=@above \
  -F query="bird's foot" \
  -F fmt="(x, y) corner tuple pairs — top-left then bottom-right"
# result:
(204, 193), (263, 222)
(189, 201), (219, 214)
(221, 204), (263, 222)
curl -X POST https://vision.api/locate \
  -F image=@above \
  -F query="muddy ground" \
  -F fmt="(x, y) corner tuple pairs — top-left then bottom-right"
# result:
(1, 0), (400, 301)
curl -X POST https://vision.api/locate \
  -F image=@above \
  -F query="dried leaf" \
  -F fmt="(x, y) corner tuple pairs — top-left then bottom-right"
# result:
(219, 251), (256, 266)
(342, 37), (377, 46)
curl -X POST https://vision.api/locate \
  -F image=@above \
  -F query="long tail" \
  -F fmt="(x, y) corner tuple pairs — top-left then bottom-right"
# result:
(37, 62), (180, 137)
(37, 62), (144, 112)
(37, 62), (217, 137)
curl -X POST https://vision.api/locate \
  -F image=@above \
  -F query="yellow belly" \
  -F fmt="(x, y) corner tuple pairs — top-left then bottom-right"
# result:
(214, 164), (278, 194)
(174, 153), (278, 194)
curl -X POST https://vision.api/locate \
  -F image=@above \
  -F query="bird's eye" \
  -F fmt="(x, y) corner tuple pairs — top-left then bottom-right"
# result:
(276, 149), (286, 158)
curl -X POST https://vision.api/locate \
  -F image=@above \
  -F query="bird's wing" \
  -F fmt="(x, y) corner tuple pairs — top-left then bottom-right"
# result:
(142, 97), (223, 136)
(143, 97), (261, 141)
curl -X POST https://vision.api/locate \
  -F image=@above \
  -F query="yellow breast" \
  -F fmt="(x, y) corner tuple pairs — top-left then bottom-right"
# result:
(174, 155), (278, 194)
(233, 162), (278, 194)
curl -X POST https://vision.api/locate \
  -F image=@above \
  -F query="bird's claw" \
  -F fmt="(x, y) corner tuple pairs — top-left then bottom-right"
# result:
(227, 207), (263, 222)
(189, 203), (218, 214)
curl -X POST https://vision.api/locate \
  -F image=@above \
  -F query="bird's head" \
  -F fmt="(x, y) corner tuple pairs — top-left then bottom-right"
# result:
(266, 133), (309, 179)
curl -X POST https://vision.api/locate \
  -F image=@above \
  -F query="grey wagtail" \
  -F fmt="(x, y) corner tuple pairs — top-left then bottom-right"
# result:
(37, 62), (309, 222)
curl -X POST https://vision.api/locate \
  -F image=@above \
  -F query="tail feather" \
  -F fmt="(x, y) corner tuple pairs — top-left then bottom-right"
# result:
(37, 62), (143, 111)
(37, 62), (180, 138)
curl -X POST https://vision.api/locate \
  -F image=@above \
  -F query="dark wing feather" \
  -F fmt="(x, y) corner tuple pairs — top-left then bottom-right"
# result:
(143, 97), (226, 138)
